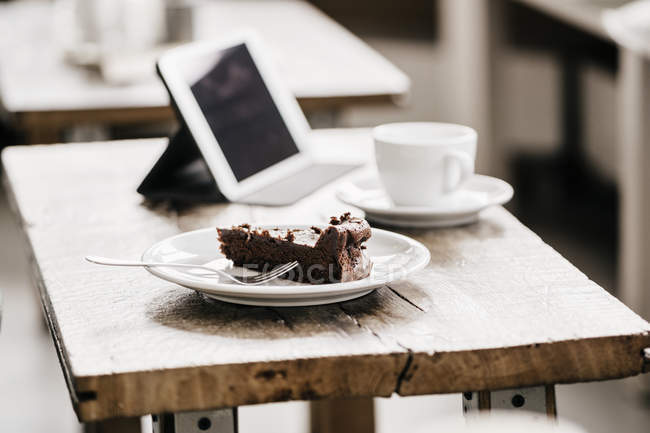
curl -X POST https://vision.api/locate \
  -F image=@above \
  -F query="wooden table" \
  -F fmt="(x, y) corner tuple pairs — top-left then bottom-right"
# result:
(2, 128), (649, 432)
(445, 0), (650, 324)
(0, 1), (409, 144)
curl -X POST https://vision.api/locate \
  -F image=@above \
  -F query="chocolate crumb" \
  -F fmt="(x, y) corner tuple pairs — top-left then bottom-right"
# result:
(340, 212), (352, 221)
(310, 226), (322, 234)
(329, 216), (341, 225)
(360, 245), (367, 250)
(239, 223), (251, 229)
(285, 230), (295, 242)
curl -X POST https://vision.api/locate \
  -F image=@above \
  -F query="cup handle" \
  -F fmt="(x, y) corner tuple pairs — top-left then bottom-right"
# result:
(443, 150), (473, 193)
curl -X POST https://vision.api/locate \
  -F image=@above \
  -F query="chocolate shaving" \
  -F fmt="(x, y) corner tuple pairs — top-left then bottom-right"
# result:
(331, 212), (356, 225)
(285, 230), (295, 242)
(310, 226), (322, 234)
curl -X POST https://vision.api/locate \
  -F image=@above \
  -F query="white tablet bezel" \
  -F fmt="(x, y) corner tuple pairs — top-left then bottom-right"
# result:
(157, 32), (312, 202)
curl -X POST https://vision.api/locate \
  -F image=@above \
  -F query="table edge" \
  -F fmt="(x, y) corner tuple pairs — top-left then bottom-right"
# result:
(66, 332), (650, 422)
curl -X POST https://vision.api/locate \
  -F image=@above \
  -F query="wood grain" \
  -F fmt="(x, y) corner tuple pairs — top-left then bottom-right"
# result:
(2, 129), (649, 422)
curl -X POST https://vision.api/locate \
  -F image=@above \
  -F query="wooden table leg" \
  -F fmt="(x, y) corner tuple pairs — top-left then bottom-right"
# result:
(618, 48), (650, 323)
(462, 385), (556, 418)
(83, 417), (142, 433)
(310, 397), (375, 433)
(24, 121), (62, 145)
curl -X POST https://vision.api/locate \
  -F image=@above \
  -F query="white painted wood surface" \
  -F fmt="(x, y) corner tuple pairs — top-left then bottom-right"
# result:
(2, 129), (649, 422)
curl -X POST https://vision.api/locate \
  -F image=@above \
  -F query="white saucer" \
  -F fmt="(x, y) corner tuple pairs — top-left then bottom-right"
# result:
(336, 174), (513, 228)
(141, 225), (430, 307)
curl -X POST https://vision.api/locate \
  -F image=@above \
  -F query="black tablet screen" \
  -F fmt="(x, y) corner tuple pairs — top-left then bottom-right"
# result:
(185, 43), (300, 181)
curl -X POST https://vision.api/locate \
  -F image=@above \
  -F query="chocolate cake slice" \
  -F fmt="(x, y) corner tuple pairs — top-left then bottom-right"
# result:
(217, 213), (372, 284)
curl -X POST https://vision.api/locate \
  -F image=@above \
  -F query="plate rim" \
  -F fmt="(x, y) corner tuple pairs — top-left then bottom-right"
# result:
(365, 213), (479, 228)
(141, 225), (431, 297)
(336, 174), (513, 217)
(202, 290), (375, 307)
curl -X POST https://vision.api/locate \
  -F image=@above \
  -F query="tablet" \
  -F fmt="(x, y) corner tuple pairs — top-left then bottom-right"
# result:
(157, 32), (314, 202)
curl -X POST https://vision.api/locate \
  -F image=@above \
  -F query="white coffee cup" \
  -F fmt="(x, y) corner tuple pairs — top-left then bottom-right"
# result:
(373, 122), (477, 207)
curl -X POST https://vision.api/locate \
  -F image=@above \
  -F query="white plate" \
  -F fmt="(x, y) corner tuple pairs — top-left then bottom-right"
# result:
(141, 225), (430, 306)
(336, 174), (513, 228)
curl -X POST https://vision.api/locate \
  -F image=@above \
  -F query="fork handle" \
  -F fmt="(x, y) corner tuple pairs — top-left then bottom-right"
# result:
(85, 255), (208, 270)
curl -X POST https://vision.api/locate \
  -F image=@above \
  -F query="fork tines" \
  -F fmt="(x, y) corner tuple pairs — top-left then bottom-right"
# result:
(247, 261), (299, 283)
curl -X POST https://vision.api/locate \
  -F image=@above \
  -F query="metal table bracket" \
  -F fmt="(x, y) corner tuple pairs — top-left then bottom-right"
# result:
(152, 409), (237, 433)
(463, 385), (556, 417)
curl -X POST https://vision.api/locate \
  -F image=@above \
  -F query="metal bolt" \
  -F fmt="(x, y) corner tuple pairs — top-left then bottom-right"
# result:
(197, 417), (212, 431)
(511, 394), (525, 408)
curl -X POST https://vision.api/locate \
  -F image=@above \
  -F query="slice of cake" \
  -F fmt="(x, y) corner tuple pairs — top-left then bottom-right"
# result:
(217, 213), (372, 284)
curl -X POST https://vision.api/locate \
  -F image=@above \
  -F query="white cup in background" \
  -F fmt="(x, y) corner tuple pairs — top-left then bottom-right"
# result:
(72, 0), (166, 52)
(373, 122), (477, 207)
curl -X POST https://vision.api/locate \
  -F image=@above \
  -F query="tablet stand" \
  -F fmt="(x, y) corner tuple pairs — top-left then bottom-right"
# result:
(137, 126), (226, 203)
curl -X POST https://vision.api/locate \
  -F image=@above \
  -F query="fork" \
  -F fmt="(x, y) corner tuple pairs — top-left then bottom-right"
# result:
(85, 256), (299, 286)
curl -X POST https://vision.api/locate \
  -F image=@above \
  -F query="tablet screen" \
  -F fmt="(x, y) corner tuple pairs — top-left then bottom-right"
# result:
(185, 43), (300, 181)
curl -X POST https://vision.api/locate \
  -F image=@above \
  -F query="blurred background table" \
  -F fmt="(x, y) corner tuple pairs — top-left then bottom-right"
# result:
(451, 0), (650, 341)
(0, 0), (410, 144)
(512, 0), (650, 337)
